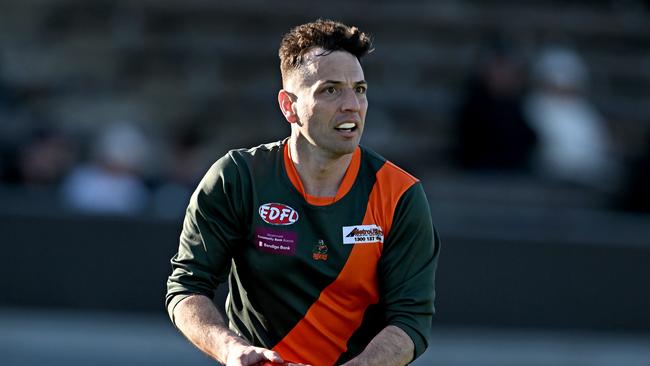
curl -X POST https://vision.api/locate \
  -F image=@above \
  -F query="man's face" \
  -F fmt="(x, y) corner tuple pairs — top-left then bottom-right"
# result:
(285, 48), (368, 158)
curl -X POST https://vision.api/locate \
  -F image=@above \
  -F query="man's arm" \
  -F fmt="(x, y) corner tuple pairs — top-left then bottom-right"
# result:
(376, 183), (440, 362)
(173, 294), (283, 366)
(342, 325), (414, 366)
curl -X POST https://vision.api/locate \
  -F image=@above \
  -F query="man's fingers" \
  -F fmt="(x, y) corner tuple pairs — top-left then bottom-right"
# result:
(261, 349), (284, 363)
(244, 348), (284, 366)
(227, 346), (279, 366)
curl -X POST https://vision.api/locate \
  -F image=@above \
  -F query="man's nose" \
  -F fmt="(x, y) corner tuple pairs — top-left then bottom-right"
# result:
(340, 88), (361, 112)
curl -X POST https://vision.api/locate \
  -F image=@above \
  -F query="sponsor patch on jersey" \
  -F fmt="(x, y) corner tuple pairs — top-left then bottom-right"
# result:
(255, 227), (297, 255)
(258, 203), (299, 225)
(342, 224), (384, 244)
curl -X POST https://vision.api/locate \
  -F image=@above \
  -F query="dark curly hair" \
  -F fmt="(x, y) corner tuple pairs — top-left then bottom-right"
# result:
(279, 19), (374, 85)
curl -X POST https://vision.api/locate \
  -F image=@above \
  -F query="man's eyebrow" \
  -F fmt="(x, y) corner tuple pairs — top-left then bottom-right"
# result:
(321, 80), (368, 85)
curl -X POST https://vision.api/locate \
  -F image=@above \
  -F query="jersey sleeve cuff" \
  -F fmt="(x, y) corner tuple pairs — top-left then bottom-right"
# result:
(390, 321), (428, 361)
(166, 293), (194, 325)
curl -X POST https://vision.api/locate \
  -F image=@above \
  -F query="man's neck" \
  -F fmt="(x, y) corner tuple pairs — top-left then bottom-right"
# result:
(288, 138), (354, 198)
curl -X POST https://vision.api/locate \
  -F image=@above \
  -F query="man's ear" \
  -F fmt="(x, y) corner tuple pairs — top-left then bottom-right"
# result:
(278, 89), (298, 124)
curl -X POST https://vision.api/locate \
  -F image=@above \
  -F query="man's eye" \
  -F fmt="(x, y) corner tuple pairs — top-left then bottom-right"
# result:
(324, 86), (337, 94)
(355, 86), (367, 94)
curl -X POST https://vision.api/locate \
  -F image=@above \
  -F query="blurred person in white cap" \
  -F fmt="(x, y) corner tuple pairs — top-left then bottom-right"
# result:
(525, 46), (620, 191)
(61, 121), (151, 215)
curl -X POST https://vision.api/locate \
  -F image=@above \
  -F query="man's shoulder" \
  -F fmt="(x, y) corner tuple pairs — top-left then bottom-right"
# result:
(227, 140), (285, 162)
(201, 140), (284, 185)
(359, 144), (419, 185)
(211, 140), (285, 173)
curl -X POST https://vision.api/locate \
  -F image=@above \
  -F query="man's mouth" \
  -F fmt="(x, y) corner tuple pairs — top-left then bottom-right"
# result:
(334, 122), (357, 132)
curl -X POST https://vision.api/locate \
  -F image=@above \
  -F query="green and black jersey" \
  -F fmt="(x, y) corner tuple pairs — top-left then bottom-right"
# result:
(166, 139), (440, 365)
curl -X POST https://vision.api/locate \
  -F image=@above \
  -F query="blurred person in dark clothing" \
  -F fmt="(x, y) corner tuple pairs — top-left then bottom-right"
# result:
(453, 39), (537, 173)
(617, 130), (650, 212)
(152, 126), (211, 219)
(0, 138), (21, 184)
(0, 58), (22, 183)
(17, 127), (75, 186)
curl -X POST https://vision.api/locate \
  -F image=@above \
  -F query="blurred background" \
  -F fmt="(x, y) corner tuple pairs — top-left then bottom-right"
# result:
(1, 0), (649, 365)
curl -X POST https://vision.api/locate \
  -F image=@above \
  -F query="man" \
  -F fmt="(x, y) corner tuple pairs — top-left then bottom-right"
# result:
(166, 19), (440, 366)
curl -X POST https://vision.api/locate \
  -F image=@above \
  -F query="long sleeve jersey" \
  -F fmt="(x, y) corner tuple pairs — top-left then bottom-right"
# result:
(166, 139), (440, 365)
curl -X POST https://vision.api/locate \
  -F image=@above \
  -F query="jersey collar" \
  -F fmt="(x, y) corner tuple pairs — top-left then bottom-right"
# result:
(283, 143), (361, 206)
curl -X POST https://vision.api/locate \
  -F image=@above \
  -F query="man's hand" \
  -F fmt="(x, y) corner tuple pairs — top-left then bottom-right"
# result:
(173, 295), (312, 366)
(226, 344), (283, 366)
(173, 295), (288, 366)
(251, 359), (312, 366)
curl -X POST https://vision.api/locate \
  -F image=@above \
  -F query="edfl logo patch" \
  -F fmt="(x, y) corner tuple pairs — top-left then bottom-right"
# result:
(259, 203), (299, 225)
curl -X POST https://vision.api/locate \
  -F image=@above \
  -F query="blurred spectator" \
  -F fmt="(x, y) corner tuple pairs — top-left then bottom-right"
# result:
(61, 121), (151, 215)
(453, 39), (537, 173)
(0, 137), (21, 184)
(17, 127), (75, 186)
(151, 127), (209, 219)
(525, 46), (620, 191)
(617, 130), (650, 212)
(0, 58), (20, 183)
